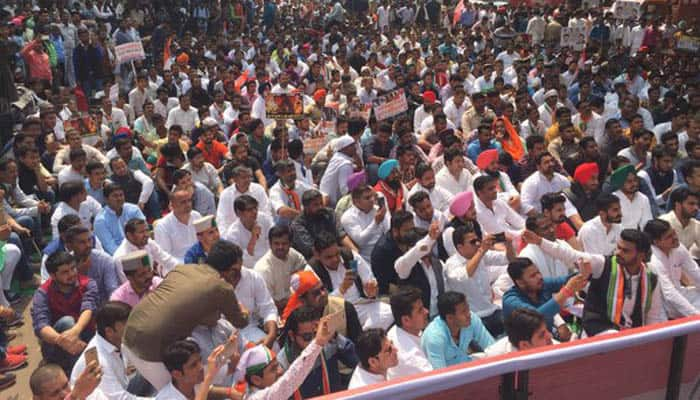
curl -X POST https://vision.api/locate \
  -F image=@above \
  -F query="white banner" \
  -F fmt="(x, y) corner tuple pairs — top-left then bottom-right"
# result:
(115, 41), (146, 64)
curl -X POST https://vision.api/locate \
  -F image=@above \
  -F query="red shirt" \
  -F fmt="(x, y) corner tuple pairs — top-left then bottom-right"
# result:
(556, 221), (576, 241)
(196, 140), (228, 168)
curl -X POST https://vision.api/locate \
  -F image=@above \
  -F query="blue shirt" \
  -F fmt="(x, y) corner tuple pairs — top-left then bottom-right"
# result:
(85, 179), (105, 205)
(466, 140), (501, 163)
(183, 242), (207, 264)
(84, 249), (121, 305)
(93, 203), (145, 255)
(421, 314), (495, 369)
(502, 275), (569, 330)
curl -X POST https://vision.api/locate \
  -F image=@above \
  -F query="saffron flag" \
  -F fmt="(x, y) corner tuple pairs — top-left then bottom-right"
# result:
(453, 0), (465, 27)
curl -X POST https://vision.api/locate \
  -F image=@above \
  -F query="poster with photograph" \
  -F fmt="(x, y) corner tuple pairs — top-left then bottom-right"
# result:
(613, 0), (641, 20)
(560, 27), (586, 51)
(265, 94), (304, 120)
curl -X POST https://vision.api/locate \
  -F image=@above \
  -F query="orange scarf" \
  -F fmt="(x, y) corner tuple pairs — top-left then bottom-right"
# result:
(493, 117), (525, 161)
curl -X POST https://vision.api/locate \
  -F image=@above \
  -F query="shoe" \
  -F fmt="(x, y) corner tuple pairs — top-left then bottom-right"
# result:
(0, 354), (27, 372)
(3, 292), (20, 306)
(6, 345), (26, 355)
(0, 373), (15, 390)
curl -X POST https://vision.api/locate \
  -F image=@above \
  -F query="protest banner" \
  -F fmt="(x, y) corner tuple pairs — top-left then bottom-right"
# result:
(114, 41), (146, 64)
(265, 93), (304, 120)
(677, 35), (700, 53)
(373, 90), (408, 121)
(612, 0), (641, 20)
(347, 103), (372, 121)
(560, 27), (586, 51)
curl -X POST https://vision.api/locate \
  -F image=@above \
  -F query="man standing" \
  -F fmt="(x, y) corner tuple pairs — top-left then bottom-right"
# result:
(122, 240), (249, 390)
(72, 27), (101, 98)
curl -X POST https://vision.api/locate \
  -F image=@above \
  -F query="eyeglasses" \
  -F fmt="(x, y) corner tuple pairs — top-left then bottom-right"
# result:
(469, 238), (481, 246)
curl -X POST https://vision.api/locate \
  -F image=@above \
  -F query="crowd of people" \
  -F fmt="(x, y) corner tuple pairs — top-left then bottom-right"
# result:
(0, 0), (696, 398)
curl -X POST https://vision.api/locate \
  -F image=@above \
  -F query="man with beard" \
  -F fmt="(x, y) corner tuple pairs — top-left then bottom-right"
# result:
(64, 226), (120, 306)
(519, 214), (579, 281)
(110, 250), (162, 307)
(255, 226), (307, 312)
(407, 163), (453, 214)
(113, 218), (179, 280)
(612, 164), (654, 230)
(637, 145), (679, 209)
(438, 191), (483, 260)
(475, 149), (520, 209)
(521, 228), (666, 336)
(371, 210), (415, 296)
(660, 188), (700, 259)
(373, 159), (407, 213)
(564, 162), (602, 222)
(541, 193), (581, 250)
(291, 189), (356, 260)
(645, 219), (700, 318)
(502, 257), (589, 339)
(577, 194), (623, 256)
(269, 159), (315, 227)
(282, 270), (363, 343)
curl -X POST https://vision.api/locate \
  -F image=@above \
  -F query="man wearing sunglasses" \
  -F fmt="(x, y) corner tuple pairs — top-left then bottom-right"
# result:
(277, 306), (358, 398)
(348, 328), (398, 389)
(445, 224), (515, 338)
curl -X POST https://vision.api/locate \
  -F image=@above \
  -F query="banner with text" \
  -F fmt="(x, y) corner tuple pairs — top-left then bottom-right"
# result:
(115, 41), (146, 64)
(373, 90), (408, 121)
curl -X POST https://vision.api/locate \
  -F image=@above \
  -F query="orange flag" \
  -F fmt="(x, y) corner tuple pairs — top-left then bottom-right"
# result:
(453, 0), (465, 27)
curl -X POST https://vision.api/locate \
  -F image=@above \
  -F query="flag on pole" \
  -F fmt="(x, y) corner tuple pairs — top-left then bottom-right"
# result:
(453, 0), (465, 27)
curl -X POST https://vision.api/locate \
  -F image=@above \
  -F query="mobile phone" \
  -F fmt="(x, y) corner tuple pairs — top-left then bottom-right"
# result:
(348, 259), (358, 274)
(493, 232), (506, 243)
(327, 311), (344, 334)
(216, 339), (238, 367)
(376, 196), (385, 209)
(85, 347), (99, 366)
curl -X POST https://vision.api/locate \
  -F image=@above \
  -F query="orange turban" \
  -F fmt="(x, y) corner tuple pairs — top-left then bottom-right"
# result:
(281, 270), (321, 322)
(313, 88), (327, 103)
(574, 162), (599, 185)
(476, 149), (499, 170)
(176, 52), (190, 65)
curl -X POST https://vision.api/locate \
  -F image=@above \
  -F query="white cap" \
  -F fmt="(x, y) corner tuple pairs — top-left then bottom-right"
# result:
(202, 117), (218, 128)
(120, 250), (150, 272)
(193, 215), (217, 233)
(333, 135), (355, 152)
(544, 89), (558, 99)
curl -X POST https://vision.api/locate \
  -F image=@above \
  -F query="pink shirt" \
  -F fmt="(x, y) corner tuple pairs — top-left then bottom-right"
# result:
(21, 42), (52, 82)
(109, 277), (163, 307)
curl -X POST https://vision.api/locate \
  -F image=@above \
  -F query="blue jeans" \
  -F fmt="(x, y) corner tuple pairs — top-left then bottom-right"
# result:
(41, 316), (94, 373)
(145, 190), (161, 220)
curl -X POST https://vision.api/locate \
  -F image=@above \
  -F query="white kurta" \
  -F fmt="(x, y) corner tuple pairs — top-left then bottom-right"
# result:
(520, 171), (576, 216)
(216, 183), (270, 233)
(319, 152), (355, 206)
(614, 190), (653, 230)
(648, 244), (700, 318)
(223, 213), (274, 269)
(153, 211), (202, 263)
(113, 238), (180, 280)
(341, 204), (390, 263)
(435, 168), (473, 197)
(474, 195), (524, 238)
(445, 251), (507, 317)
(254, 248), (307, 303)
(234, 268), (279, 343)
(386, 325), (433, 380)
(407, 183), (454, 213)
(578, 216), (621, 256)
(50, 197), (103, 239)
(348, 367), (386, 390)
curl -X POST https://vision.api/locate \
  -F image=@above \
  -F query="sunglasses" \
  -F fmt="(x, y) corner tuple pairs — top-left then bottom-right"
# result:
(469, 238), (481, 246)
(299, 332), (315, 342)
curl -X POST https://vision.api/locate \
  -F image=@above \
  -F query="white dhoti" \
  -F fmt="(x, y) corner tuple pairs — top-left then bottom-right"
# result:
(354, 300), (394, 330)
(121, 344), (171, 391)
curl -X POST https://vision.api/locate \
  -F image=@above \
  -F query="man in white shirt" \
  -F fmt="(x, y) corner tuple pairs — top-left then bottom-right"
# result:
(166, 94), (200, 135)
(254, 225), (307, 312)
(319, 135), (357, 206)
(520, 152), (579, 221)
(386, 287), (432, 379)
(307, 233), (394, 330)
(218, 239), (278, 347)
(538, 90), (560, 128)
(644, 219), (700, 318)
(114, 218), (179, 280)
(153, 88), (179, 119)
(483, 308), (554, 357)
(612, 164), (653, 230)
(526, 13), (546, 45)
(408, 163), (453, 213)
(222, 195), (273, 269)
(573, 100), (605, 144)
(341, 185), (390, 263)
(348, 329), (398, 389)
(474, 175), (525, 238)
(436, 148), (473, 197)
(578, 194), (623, 256)
(216, 165), (270, 233)
(50, 181), (102, 239)
(58, 148), (87, 187)
(70, 301), (146, 400)
(156, 340), (204, 400)
(154, 188), (202, 263)
(443, 87), (470, 129)
(53, 129), (110, 174)
(446, 225), (512, 337)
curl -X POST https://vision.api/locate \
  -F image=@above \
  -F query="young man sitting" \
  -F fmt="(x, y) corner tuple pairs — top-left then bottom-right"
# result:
(348, 328), (399, 389)
(483, 308), (555, 357)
